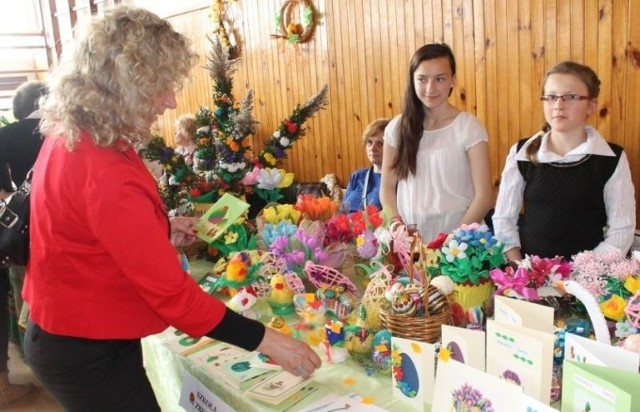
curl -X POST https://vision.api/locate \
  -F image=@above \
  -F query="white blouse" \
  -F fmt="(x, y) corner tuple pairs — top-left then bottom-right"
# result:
(384, 112), (488, 241)
(493, 126), (636, 254)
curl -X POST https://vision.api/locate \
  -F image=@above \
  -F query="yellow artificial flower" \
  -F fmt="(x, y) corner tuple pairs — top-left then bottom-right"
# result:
(263, 152), (277, 166)
(624, 276), (640, 295)
(262, 206), (278, 224)
(355, 235), (365, 247)
(276, 169), (294, 188)
(224, 231), (238, 244)
(599, 294), (627, 321)
(424, 248), (442, 268)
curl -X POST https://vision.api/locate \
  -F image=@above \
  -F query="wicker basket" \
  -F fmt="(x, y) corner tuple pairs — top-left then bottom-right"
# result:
(379, 234), (452, 343)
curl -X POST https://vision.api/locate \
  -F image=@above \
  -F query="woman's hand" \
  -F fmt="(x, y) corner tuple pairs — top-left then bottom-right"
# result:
(256, 327), (322, 378)
(169, 216), (199, 247)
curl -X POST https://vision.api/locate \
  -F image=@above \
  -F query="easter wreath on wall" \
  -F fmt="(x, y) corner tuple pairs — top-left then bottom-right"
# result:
(272, 0), (316, 44)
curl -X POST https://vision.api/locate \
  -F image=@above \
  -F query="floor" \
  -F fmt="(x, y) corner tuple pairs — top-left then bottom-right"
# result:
(1, 342), (62, 411)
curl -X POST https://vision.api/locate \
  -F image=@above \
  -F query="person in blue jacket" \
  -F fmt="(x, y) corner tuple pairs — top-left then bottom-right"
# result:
(343, 118), (389, 212)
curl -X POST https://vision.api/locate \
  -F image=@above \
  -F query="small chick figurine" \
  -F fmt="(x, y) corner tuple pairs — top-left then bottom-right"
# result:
(269, 273), (294, 315)
(225, 251), (251, 283)
(227, 286), (261, 320)
(267, 315), (291, 336)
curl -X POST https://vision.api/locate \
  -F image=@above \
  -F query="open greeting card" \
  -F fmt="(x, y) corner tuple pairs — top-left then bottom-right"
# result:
(561, 360), (640, 412)
(494, 295), (555, 334)
(432, 358), (522, 411)
(564, 332), (640, 372)
(441, 324), (486, 371)
(194, 193), (249, 243)
(390, 336), (436, 410)
(486, 319), (555, 404)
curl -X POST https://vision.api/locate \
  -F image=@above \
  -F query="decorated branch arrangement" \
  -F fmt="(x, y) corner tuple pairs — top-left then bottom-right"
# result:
(143, 37), (328, 213)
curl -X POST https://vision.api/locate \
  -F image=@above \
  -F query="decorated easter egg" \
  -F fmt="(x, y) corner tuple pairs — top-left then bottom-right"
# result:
(371, 330), (392, 368)
(391, 292), (416, 316)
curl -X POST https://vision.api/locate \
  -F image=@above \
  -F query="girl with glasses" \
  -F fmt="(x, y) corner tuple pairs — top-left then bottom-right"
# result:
(493, 61), (635, 261)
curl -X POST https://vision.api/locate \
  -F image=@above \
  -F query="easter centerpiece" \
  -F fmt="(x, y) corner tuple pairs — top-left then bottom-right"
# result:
(438, 223), (505, 312)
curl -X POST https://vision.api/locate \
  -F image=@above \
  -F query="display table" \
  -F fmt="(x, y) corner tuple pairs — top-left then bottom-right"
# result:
(141, 260), (405, 411)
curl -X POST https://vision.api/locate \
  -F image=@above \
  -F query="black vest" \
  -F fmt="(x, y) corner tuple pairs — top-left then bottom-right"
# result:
(516, 138), (622, 259)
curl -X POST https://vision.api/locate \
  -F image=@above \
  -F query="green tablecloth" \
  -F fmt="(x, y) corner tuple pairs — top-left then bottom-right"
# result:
(141, 260), (404, 411)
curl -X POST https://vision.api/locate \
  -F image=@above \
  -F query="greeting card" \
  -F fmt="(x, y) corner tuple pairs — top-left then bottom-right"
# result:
(441, 324), (486, 371)
(494, 295), (555, 334)
(516, 392), (558, 411)
(486, 319), (554, 404)
(160, 327), (215, 356)
(390, 336), (436, 410)
(564, 332), (640, 372)
(432, 358), (522, 411)
(300, 393), (389, 411)
(194, 193), (249, 243)
(219, 353), (274, 388)
(186, 340), (247, 376)
(561, 360), (640, 412)
(198, 274), (219, 294)
(244, 370), (311, 405)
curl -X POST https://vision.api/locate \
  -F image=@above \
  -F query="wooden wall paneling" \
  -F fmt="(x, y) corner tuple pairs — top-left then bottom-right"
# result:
(449, 0), (468, 113)
(340, 1), (358, 177)
(517, 1), (533, 136)
(430, 0), (443, 43)
(416, 0), (430, 45)
(530, 0), (545, 134)
(610, 0), (628, 149)
(506, 0), (520, 147)
(494, 0), (510, 172)
(326, 0), (348, 183)
(361, 0), (377, 137)
(315, 1), (338, 180)
(388, 0), (404, 117)
(555, 0), (571, 62)
(569, 0), (585, 63)
(626, 0), (640, 194)
(378, 1), (394, 119)
(482, 0), (500, 189)
(543, 0), (557, 65)
(351, 0), (367, 171)
(596, 0), (612, 139)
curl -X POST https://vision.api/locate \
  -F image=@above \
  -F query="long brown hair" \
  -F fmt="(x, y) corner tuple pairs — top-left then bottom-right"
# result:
(392, 43), (456, 179)
(525, 61), (600, 163)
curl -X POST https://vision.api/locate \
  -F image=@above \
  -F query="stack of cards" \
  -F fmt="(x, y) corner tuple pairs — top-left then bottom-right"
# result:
(244, 371), (312, 405)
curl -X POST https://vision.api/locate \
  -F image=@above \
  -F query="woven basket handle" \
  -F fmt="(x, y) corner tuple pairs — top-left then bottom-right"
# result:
(407, 233), (432, 311)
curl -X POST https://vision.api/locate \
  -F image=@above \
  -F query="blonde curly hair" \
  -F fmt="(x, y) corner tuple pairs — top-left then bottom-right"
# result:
(40, 5), (198, 149)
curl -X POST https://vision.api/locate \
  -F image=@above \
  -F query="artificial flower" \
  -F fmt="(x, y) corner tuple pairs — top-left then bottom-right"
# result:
(599, 294), (627, 321)
(624, 276), (640, 295)
(241, 165), (261, 185)
(438, 223), (505, 285)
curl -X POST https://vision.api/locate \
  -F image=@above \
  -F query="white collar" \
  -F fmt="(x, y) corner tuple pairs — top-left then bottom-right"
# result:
(515, 126), (615, 162)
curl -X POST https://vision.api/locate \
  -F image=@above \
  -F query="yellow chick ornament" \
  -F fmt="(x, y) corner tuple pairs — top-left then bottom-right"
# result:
(268, 273), (295, 315)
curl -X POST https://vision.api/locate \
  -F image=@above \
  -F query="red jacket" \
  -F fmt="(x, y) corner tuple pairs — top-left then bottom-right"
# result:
(25, 132), (226, 339)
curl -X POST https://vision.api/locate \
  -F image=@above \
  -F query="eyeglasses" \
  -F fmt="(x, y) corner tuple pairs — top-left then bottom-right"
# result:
(540, 94), (591, 103)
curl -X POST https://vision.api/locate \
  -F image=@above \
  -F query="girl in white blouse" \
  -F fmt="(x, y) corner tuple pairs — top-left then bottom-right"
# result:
(380, 43), (493, 241)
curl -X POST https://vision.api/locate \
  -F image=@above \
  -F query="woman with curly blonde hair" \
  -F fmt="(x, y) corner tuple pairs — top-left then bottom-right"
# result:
(24, 6), (320, 411)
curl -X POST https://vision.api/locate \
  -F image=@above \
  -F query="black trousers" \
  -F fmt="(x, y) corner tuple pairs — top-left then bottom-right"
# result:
(24, 321), (160, 412)
(0, 268), (9, 373)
